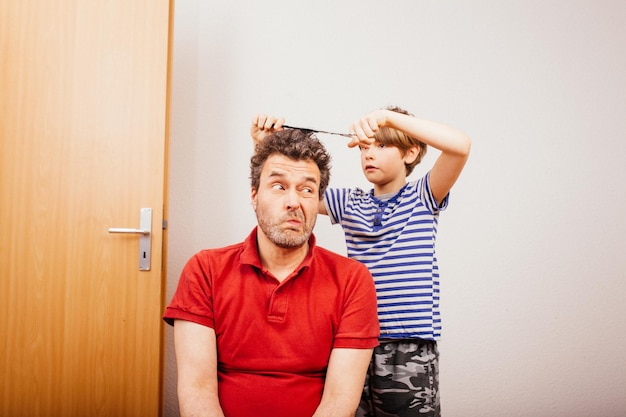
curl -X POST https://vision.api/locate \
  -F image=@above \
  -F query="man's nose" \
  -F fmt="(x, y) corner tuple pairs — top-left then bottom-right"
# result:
(285, 189), (301, 210)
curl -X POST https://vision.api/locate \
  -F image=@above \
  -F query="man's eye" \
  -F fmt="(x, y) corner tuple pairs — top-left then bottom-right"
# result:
(272, 184), (285, 190)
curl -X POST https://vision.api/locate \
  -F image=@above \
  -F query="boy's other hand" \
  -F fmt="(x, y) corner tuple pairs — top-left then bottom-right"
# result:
(251, 114), (285, 147)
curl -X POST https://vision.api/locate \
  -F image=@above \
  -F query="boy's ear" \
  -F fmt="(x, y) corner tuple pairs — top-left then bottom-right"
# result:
(403, 146), (420, 165)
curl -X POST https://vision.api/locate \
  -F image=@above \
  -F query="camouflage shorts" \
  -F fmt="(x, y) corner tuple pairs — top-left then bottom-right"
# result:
(356, 339), (440, 417)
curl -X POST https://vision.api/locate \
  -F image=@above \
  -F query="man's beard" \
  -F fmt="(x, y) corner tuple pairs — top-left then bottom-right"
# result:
(256, 210), (315, 248)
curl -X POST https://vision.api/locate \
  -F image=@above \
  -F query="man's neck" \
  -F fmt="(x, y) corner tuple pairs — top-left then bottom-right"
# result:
(257, 233), (309, 282)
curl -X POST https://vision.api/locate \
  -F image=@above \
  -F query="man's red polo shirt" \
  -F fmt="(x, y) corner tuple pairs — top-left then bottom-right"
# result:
(163, 228), (379, 417)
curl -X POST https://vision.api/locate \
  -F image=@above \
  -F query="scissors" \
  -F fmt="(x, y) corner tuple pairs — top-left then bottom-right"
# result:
(282, 124), (355, 139)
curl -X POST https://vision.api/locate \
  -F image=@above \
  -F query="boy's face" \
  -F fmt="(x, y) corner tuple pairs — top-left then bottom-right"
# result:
(251, 153), (320, 248)
(359, 142), (412, 185)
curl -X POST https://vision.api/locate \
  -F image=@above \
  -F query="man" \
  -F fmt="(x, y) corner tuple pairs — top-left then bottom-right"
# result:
(163, 128), (380, 417)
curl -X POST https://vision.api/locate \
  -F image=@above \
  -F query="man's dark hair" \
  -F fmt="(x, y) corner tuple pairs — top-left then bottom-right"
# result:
(250, 129), (331, 198)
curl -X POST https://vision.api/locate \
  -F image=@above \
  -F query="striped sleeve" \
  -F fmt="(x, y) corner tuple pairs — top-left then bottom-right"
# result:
(420, 172), (449, 215)
(324, 187), (351, 224)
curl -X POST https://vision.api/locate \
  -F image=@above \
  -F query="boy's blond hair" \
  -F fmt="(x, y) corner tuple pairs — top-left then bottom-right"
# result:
(374, 106), (427, 176)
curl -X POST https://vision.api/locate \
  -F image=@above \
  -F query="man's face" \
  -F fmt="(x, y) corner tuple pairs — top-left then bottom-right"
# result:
(251, 153), (320, 248)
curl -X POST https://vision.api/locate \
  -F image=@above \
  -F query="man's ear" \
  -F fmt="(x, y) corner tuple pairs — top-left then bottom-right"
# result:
(251, 188), (258, 211)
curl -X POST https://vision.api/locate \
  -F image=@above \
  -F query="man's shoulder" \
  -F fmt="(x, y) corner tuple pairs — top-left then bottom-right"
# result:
(188, 241), (245, 264)
(312, 246), (368, 271)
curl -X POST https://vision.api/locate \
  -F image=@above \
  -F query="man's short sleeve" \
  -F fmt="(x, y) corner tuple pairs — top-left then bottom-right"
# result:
(163, 252), (215, 328)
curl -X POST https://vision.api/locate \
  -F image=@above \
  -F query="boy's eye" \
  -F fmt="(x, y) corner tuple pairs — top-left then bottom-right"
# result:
(378, 143), (386, 149)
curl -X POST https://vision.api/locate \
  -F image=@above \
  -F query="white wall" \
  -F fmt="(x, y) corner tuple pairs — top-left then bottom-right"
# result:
(164, 1), (626, 416)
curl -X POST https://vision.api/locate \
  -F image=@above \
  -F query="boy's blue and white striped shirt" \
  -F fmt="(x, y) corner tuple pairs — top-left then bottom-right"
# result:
(324, 173), (448, 341)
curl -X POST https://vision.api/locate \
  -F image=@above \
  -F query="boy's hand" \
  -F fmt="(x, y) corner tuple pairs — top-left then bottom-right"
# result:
(347, 110), (389, 148)
(251, 114), (285, 147)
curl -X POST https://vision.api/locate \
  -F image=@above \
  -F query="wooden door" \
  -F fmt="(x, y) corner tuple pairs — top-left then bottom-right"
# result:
(0, 1), (171, 416)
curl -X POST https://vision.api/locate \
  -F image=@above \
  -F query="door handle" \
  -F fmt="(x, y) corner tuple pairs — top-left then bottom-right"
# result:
(108, 228), (150, 235)
(108, 208), (152, 271)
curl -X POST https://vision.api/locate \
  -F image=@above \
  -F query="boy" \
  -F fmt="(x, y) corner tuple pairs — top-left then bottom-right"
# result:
(251, 107), (471, 417)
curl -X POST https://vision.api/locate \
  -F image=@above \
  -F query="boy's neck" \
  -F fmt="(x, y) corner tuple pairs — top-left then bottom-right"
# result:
(373, 177), (407, 197)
